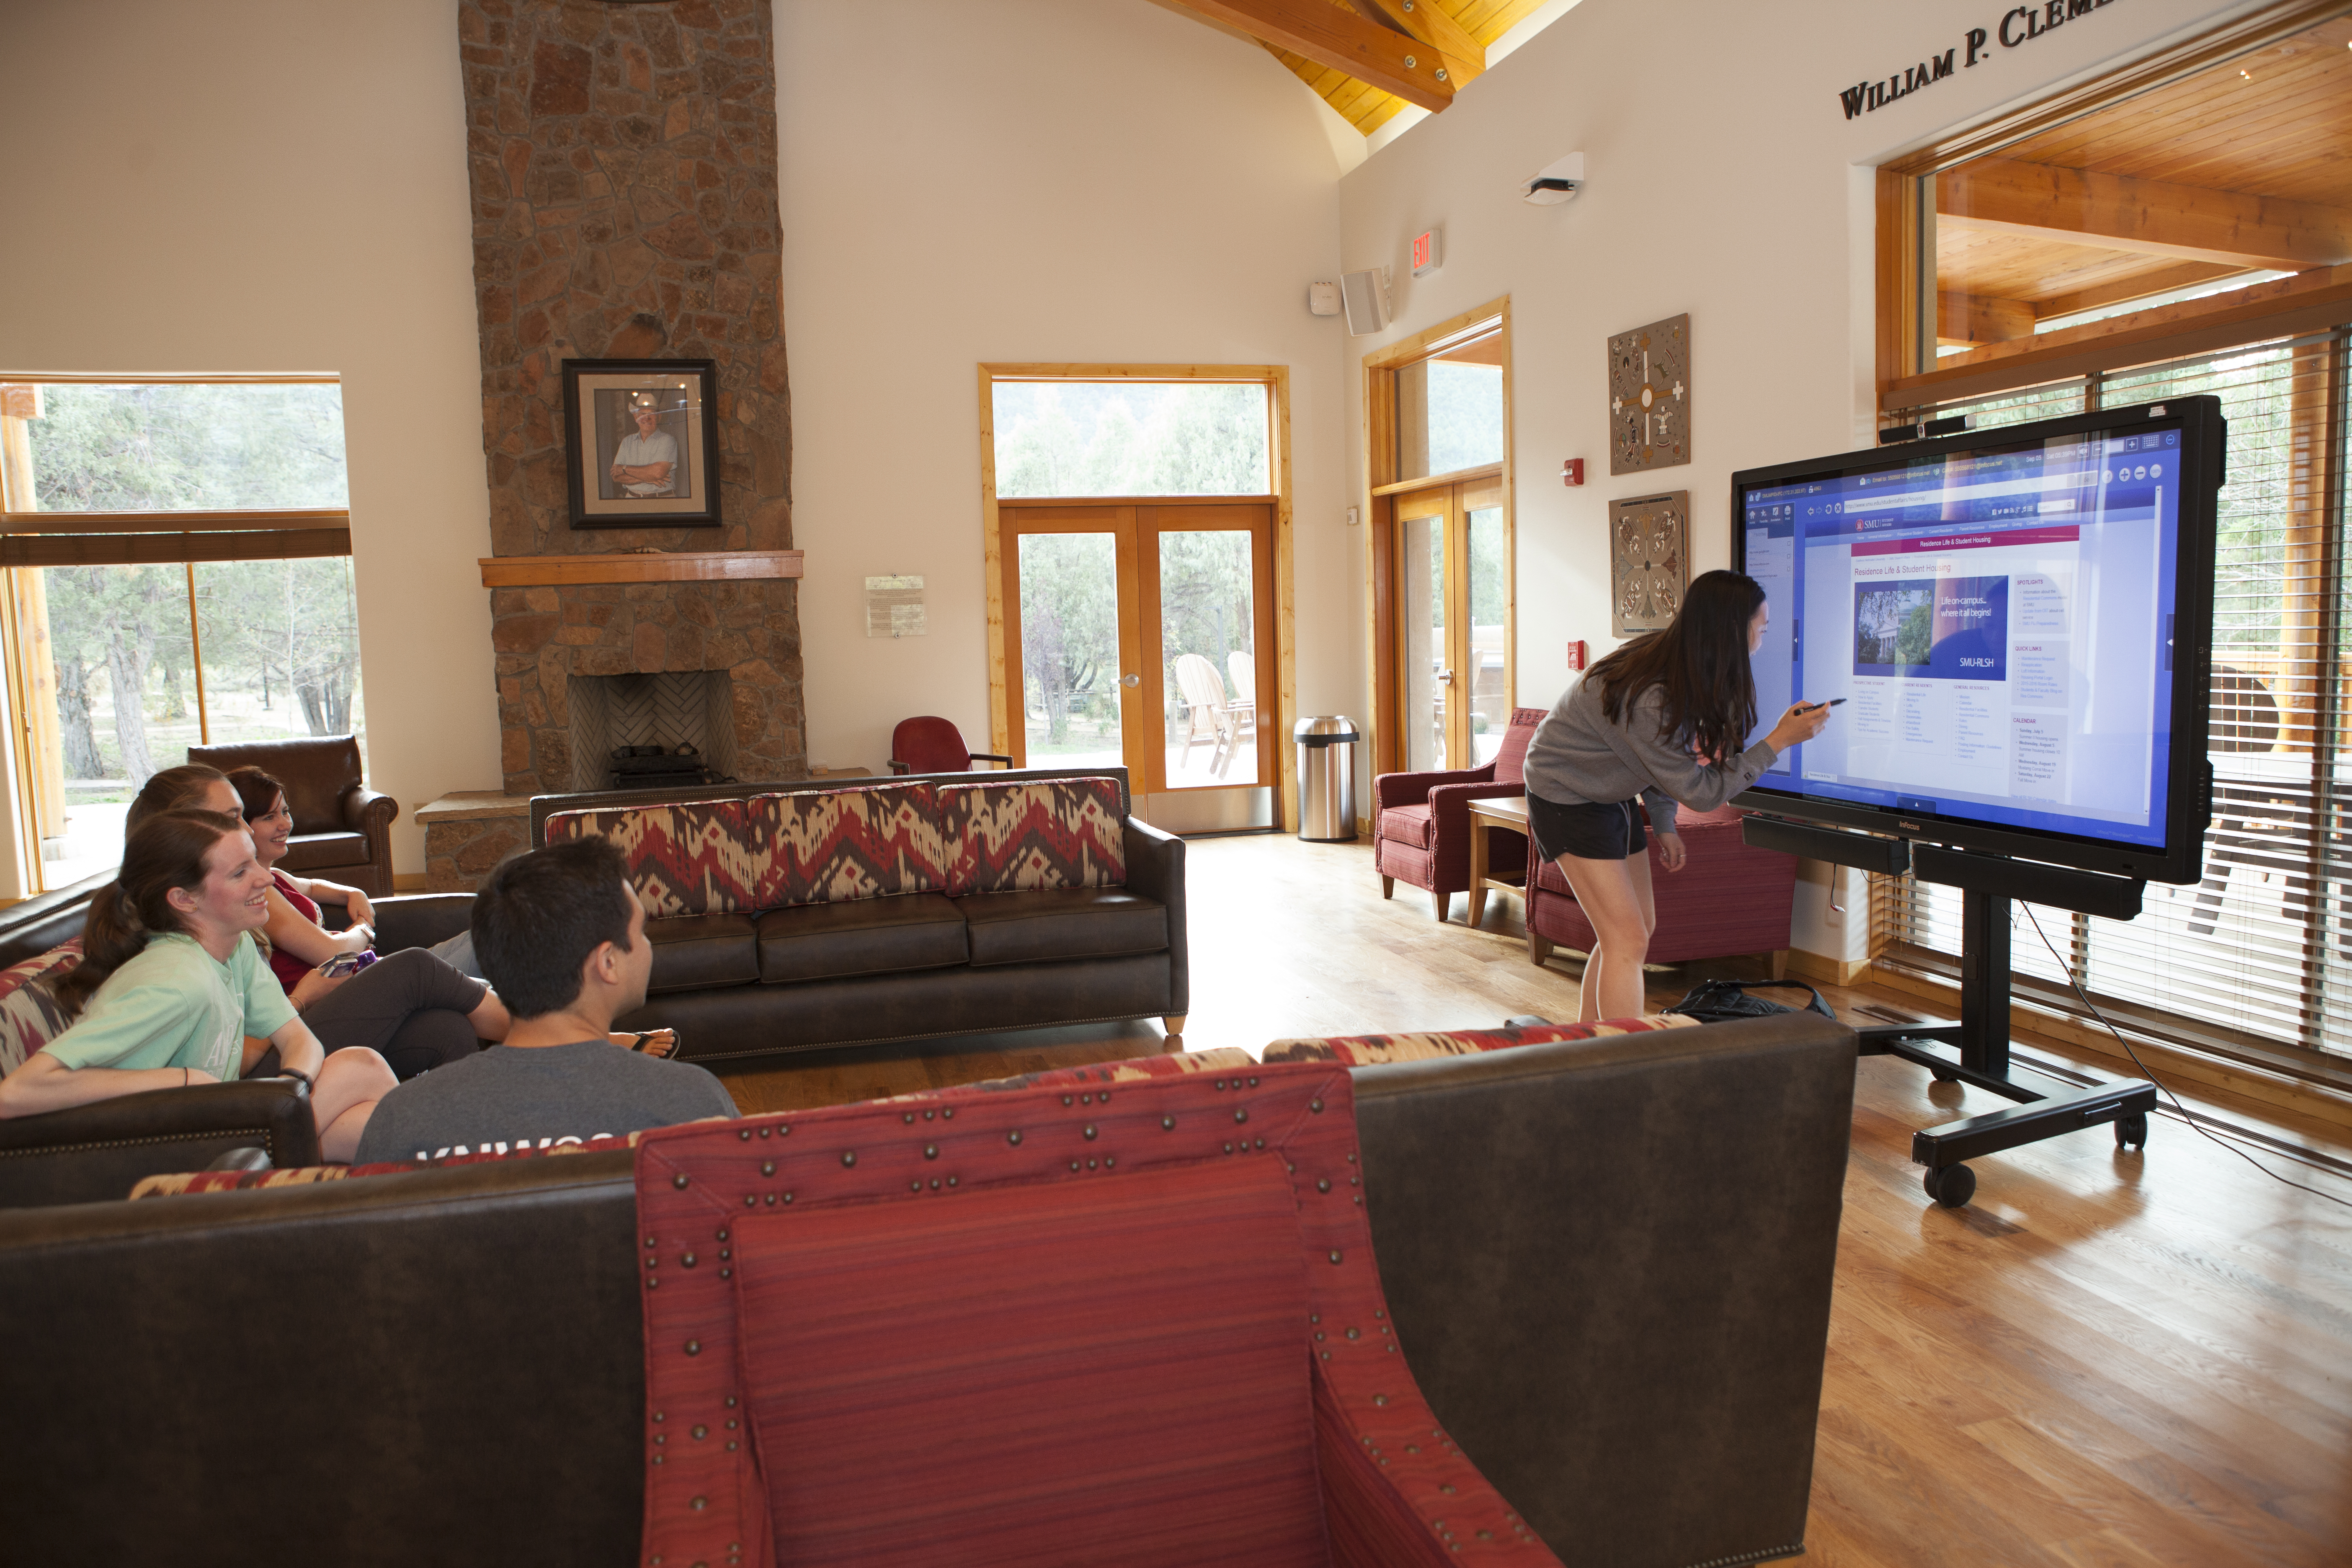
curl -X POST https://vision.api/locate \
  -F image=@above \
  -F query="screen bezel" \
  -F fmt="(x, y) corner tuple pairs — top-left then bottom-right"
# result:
(1729, 394), (2221, 885)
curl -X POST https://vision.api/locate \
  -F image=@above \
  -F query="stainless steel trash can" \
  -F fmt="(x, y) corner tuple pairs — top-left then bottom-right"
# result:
(1294, 716), (1359, 842)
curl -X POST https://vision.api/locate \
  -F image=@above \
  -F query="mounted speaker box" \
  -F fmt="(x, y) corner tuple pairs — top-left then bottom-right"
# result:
(1341, 268), (1390, 336)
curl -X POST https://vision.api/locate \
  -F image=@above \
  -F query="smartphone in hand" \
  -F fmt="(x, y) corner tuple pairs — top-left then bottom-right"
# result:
(317, 950), (378, 980)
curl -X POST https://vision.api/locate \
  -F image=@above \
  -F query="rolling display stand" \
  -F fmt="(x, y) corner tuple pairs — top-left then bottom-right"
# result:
(1746, 818), (2160, 1208)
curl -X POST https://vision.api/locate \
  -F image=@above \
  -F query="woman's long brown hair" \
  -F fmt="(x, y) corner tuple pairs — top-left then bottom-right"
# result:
(1585, 569), (1767, 764)
(57, 811), (248, 1011)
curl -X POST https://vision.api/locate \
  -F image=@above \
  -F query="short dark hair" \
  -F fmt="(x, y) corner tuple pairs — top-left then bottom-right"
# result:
(470, 837), (638, 1019)
(224, 765), (286, 823)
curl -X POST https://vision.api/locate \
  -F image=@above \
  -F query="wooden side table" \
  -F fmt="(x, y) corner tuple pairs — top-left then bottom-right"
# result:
(1465, 795), (1532, 927)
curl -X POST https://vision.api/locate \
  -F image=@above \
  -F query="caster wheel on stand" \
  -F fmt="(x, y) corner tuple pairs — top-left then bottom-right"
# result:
(1929, 1070), (1957, 1083)
(2115, 1112), (2150, 1150)
(1923, 1163), (1976, 1208)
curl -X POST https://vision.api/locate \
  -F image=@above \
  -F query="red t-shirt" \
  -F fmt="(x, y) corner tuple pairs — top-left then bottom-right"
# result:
(267, 871), (324, 995)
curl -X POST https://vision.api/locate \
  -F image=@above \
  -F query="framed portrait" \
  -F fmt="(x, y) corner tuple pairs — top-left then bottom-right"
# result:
(562, 358), (722, 529)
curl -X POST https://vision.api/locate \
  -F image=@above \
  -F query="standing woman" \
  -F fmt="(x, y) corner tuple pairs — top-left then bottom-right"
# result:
(1520, 570), (1829, 1023)
(0, 811), (395, 1162)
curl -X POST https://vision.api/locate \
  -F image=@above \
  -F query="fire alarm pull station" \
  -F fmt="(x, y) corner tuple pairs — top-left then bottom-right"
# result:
(1562, 458), (1585, 487)
(1567, 640), (1588, 671)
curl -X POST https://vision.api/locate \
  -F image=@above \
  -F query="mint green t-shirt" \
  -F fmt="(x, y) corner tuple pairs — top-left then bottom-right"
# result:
(41, 933), (298, 1084)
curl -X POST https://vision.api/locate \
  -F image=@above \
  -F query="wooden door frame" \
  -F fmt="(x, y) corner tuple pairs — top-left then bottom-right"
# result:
(980, 364), (1296, 826)
(1360, 297), (1515, 783)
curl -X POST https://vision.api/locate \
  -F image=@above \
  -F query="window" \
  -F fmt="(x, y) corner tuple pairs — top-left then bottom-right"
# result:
(990, 380), (1271, 498)
(0, 378), (363, 891)
(1870, 10), (2352, 1089)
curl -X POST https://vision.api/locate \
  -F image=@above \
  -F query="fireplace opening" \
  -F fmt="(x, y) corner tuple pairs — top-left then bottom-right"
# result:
(566, 671), (740, 793)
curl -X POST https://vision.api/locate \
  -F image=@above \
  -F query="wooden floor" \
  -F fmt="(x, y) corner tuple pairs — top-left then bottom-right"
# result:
(711, 832), (2352, 1566)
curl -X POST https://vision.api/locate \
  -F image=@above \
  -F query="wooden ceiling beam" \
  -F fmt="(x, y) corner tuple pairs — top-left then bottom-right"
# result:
(1179, 0), (1459, 111)
(1937, 157), (2352, 272)
(1349, 0), (1484, 85)
(1937, 290), (2035, 346)
(2032, 260), (2248, 322)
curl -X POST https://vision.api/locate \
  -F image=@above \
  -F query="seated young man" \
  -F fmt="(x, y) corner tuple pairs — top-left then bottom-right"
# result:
(354, 838), (734, 1163)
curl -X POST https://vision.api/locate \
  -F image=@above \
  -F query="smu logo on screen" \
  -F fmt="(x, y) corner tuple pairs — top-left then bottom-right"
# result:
(1852, 576), (2010, 681)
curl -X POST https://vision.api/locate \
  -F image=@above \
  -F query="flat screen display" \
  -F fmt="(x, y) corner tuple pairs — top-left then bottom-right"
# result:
(1733, 397), (2220, 883)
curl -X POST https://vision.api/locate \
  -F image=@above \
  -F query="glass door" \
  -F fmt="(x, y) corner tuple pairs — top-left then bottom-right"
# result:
(1396, 487), (1452, 771)
(1394, 478), (1508, 771)
(1001, 502), (1277, 833)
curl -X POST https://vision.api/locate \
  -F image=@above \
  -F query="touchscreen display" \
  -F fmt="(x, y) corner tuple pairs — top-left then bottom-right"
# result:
(1741, 423), (2183, 849)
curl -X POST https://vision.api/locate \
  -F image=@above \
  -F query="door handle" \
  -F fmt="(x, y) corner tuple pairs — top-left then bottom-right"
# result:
(1439, 669), (1456, 683)
(1122, 673), (1141, 688)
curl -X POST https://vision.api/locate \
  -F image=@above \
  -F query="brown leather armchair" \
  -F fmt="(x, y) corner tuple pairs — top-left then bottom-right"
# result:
(191, 735), (398, 896)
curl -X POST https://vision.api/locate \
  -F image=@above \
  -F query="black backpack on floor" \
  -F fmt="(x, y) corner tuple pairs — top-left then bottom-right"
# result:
(1667, 978), (1837, 1024)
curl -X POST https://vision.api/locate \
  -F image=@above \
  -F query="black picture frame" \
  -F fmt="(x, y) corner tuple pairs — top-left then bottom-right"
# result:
(562, 358), (722, 529)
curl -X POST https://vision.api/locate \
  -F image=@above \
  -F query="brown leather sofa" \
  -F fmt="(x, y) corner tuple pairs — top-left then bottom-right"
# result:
(190, 734), (399, 897)
(524, 765), (1189, 1063)
(0, 1011), (1854, 1568)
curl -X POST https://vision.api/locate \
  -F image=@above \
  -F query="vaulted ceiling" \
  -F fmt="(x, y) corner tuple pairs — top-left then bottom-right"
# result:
(1165, 0), (1556, 135)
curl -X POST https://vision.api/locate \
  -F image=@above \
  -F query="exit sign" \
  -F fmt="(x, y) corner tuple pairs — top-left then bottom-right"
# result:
(1412, 227), (1442, 277)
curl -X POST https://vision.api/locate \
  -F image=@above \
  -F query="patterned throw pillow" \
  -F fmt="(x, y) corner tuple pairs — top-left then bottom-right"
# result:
(938, 777), (1127, 895)
(543, 799), (761, 918)
(0, 944), (83, 1078)
(1259, 1013), (1699, 1065)
(748, 784), (957, 908)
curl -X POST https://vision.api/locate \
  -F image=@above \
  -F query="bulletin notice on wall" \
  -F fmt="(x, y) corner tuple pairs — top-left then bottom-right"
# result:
(865, 575), (926, 638)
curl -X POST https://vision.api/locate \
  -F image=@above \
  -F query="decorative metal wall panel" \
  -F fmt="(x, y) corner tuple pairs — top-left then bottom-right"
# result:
(1609, 491), (1688, 636)
(1608, 314), (1690, 475)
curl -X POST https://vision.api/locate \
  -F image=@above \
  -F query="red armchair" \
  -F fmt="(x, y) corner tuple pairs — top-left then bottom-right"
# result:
(887, 715), (1012, 774)
(632, 1062), (1556, 1568)
(1527, 801), (1799, 975)
(1375, 707), (1545, 922)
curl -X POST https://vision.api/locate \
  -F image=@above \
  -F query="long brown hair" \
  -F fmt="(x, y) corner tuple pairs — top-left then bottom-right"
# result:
(58, 811), (250, 1011)
(1586, 569), (1766, 764)
(122, 763), (231, 836)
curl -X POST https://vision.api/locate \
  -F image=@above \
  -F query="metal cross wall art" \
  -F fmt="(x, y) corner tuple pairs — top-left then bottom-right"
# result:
(1609, 491), (1688, 636)
(1608, 313), (1691, 475)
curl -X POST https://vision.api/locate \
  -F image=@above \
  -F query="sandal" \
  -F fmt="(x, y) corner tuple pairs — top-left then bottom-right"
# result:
(628, 1027), (683, 1060)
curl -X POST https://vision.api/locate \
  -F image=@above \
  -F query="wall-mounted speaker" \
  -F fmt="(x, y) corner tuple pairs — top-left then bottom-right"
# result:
(1340, 268), (1390, 336)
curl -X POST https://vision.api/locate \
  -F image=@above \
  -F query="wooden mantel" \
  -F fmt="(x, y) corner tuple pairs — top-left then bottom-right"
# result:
(477, 550), (805, 588)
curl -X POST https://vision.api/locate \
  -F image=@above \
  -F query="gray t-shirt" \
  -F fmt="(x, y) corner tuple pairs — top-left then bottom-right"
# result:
(1519, 676), (1779, 837)
(354, 1041), (738, 1164)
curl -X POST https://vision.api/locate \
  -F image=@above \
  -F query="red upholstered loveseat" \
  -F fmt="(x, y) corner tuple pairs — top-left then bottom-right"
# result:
(1527, 800), (1800, 975)
(1374, 707), (1545, 922)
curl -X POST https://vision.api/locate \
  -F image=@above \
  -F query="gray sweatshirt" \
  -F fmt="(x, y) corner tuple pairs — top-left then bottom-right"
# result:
(1519, 676), (1779, 836)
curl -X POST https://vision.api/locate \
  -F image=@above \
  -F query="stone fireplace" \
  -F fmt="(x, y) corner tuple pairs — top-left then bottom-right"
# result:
(460, 0), (806, 800)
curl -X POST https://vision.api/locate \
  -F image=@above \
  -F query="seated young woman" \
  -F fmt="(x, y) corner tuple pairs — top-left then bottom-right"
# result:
(224, 766), (676, 1075)
(0, 810), (395, 1162)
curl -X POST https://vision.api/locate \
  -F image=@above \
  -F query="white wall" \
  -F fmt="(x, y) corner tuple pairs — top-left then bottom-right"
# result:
(0, 0), (489, 876)
(1337, 0), (2264, 960)
(776, 0), (1357, 776)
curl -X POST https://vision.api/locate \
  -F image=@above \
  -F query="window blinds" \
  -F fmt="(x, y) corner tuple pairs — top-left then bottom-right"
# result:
(1878, 328), (2352, 1081)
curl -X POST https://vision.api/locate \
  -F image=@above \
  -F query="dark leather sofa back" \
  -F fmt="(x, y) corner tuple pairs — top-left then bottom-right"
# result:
(0, 1152), (644, 1567)
(0, 1080), (319, 1209)
(0, 1014), (1851, 1568)
(0, 870), (110, 970)
(1352, 1011), (1854, 1568)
